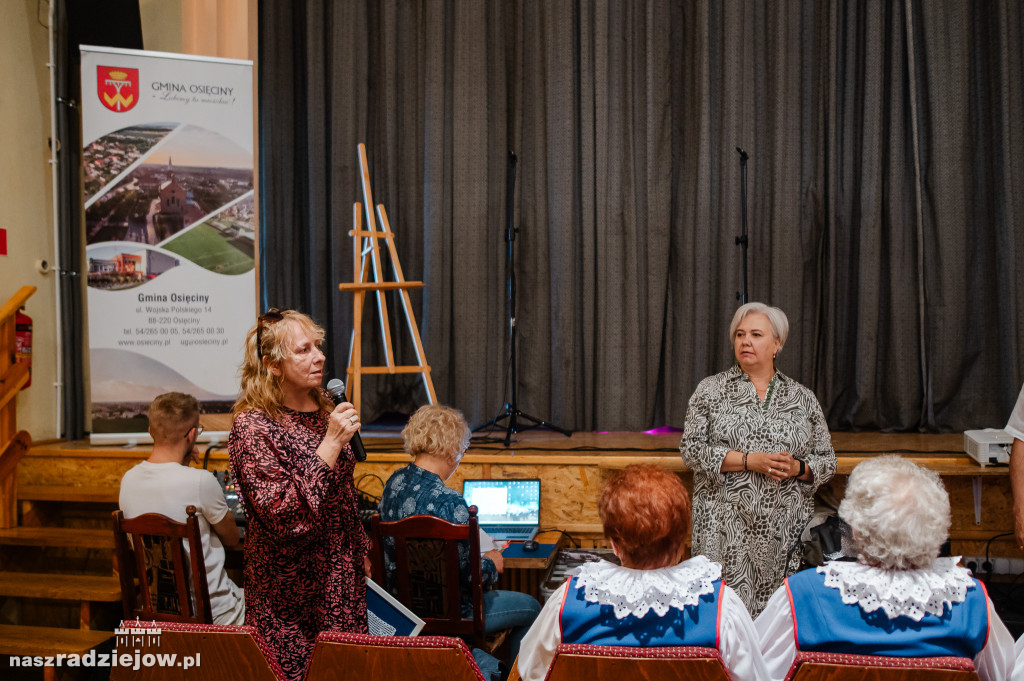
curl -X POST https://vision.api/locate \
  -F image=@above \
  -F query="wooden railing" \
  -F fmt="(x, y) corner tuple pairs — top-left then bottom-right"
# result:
(0, 285), (36, 528)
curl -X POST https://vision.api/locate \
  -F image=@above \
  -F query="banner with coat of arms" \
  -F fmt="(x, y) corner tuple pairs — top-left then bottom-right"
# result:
(80, 46), (254, 443)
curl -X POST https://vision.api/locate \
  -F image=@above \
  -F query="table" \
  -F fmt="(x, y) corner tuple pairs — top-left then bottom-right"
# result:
(497, 532), (566, 601)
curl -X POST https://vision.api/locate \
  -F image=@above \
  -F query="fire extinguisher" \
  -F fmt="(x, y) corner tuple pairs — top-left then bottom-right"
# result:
(15, 308), (31, 389)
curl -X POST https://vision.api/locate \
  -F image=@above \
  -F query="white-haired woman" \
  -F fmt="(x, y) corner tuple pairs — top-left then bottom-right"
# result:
(681, 302), (836, 617)
(755, 456), (1015, 681)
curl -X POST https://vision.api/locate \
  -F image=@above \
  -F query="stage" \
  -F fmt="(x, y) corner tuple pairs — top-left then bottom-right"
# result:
(18, 429), (1017, 557)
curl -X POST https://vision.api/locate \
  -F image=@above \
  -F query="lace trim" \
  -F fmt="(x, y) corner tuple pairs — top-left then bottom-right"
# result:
(817, 557), (975, 621)
(573, 556), (721, 619)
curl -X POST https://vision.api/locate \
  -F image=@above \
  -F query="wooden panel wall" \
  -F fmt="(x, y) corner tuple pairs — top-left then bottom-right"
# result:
(19, 431), (1020, 559)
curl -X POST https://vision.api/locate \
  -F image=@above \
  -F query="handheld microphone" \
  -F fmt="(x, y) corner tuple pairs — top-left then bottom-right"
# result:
(325, 378), (367, 462)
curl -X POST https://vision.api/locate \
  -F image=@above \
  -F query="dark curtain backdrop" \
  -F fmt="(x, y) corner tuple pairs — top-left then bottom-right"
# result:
(258, 0), (1024, 433)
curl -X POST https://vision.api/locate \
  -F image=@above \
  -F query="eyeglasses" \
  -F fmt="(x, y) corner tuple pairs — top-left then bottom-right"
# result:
(190, 424), (204, 439)
(256, 308), (286, 359)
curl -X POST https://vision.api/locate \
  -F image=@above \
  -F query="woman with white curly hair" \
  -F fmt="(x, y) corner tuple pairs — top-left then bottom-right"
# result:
(755, 455), (1016, 681)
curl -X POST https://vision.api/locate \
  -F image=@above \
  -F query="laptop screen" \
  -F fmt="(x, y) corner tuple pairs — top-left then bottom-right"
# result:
(462, 478), (540, 526)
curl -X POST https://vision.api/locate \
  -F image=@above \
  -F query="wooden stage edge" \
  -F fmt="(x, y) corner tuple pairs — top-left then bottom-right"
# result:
(27, 430), (1003, 476)
(18, 430), (1019, 556)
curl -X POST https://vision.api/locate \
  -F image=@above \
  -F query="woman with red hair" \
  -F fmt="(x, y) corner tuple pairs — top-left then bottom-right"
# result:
(515, 464), (766, 681)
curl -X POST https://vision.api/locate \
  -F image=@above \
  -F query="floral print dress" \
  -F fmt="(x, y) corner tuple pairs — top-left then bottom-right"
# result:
(228, 406), (370, 681)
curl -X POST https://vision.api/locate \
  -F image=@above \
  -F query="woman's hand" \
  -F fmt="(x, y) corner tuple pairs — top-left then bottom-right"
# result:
(751, 450), (794, 482)
(363, 555), (373, 578)
(317, 401), (361, 468)
(484, 548), (504, 574)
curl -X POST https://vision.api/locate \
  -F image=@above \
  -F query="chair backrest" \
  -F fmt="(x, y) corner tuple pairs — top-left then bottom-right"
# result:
(785, 651), (980, 681)
(543, 644), (732, 681)
(305, 631), (485, 681)
(108, 620), (284, 681)
(369, 507), (485, 646)
(112, 505), (213, 624)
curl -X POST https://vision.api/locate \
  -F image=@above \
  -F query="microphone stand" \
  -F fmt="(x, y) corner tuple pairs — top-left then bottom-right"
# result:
(735, 147), (749, 304)
(474, 151), (571, 446)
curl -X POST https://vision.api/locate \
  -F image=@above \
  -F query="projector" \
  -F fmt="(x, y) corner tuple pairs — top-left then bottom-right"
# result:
(963, 429), (1012, 466)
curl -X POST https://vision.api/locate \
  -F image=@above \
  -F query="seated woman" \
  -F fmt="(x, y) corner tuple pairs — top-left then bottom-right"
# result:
(756, 455), (1016, 681)
(378, 404), (541, 680)
(516, 464), (767, 681)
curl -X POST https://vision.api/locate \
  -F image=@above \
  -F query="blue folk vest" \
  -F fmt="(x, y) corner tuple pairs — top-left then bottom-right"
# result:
(558, 574), (722, 648)
(786, 567), (989, 658)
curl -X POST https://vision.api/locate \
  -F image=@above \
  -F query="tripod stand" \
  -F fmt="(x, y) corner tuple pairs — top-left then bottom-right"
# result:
(474, 151), (571, 446)
(735, 147), (750, 304)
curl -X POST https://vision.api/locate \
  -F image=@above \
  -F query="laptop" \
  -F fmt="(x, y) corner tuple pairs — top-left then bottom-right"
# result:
(461, 478), (541, 542)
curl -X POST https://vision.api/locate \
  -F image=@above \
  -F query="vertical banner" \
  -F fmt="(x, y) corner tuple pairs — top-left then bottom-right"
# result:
(80, 46), (254, 442)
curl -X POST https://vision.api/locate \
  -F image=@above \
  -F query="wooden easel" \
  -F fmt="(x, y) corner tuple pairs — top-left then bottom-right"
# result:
(338, 144), (437, 414)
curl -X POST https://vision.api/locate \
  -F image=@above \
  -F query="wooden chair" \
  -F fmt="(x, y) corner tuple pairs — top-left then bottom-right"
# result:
(507, 643), (732, 681)
(369, 507), (490, 648)
(112, 505), (213, 624)
(305, 631), (486, 681)
(784, 651), (979, 680)
(108, 620), (284, 681)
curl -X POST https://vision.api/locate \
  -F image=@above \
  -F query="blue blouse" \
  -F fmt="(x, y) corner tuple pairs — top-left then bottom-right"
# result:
(378, 463), (498, 614)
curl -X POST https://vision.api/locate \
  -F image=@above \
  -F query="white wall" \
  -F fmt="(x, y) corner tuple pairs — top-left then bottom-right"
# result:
(0, 1), (252, 441)
(1, 0), (60, 440)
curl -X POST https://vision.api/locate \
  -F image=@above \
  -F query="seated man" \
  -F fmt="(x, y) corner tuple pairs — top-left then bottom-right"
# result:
(379, 404), (541, 681)
(516, 464), (767, 681)
(119, 392), (245, 625)
(756, 455), (1015, 681)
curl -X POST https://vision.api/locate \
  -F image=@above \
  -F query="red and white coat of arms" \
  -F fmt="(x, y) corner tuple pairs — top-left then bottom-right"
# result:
(97, 65), (139, 113)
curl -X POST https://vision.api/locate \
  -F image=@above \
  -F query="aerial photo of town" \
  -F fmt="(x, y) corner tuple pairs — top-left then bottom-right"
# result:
(85, 124), (253, 248)
(83, 122), (178, 200)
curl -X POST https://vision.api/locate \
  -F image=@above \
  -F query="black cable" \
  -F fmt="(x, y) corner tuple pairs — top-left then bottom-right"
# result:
(982, 532), (1015, 578)
(355, 473), (386, 499)
(537, 528), (579, 548)
(201, 443), (224, 470)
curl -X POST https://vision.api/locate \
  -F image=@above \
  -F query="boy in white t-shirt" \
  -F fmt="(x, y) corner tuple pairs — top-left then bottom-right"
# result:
(119, 392), (245, 624)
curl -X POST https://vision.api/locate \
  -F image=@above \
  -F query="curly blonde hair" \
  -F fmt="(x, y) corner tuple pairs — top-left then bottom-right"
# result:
(232, 309), (334, 421)
(402, 404), (470, 468)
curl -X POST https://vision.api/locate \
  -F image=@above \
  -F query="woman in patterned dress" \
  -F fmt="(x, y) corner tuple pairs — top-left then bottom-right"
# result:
(228, 309), (370, 681)
(680, 302), (836, 617)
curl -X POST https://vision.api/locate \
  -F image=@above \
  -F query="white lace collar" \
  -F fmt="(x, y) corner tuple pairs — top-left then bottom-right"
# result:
(817, 557), (976, 622)
(573, 555), (721, 619)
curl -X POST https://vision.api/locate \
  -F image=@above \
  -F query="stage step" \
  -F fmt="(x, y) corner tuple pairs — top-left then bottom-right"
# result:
(18, 484), (119, 504)
(0, 623), (112, 658)
(0, 571), (121, 602)
(0, 526), (114, 550)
